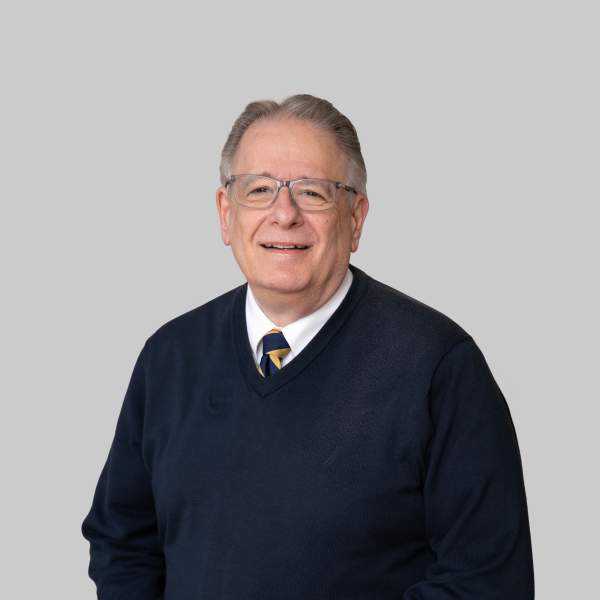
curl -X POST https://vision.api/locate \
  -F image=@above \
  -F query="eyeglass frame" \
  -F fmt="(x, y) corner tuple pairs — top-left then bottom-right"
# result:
(224, 173), (358, 210)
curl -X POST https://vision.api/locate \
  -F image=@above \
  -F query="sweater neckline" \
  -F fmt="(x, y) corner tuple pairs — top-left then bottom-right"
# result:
(232, 262), (370, 397)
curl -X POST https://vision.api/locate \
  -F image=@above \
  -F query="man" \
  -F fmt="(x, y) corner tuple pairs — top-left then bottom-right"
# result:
(82, 94), (534, 598)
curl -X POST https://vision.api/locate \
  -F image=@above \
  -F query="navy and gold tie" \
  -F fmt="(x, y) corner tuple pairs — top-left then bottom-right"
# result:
(258, 328), (291, 377)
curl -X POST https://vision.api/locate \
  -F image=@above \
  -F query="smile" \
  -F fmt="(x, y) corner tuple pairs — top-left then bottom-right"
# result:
(260, 243), (310, 251)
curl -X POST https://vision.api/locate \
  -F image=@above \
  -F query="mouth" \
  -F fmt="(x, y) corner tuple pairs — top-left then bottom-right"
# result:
(260, 242), (311, 253)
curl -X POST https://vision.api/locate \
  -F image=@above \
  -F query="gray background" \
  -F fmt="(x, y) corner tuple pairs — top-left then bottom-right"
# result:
(1, 1), (598, 597)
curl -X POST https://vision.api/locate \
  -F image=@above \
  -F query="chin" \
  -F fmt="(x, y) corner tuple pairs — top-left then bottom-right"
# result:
(253, 270), (311, 295)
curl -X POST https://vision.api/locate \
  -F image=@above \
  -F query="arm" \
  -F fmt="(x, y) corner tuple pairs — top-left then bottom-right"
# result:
(81, 341), (165, 600)
(404, 337), (534, 599)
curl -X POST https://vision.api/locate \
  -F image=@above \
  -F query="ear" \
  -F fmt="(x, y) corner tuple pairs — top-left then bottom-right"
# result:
(349, 194), (369, 253)
(216, 186), (233, 246)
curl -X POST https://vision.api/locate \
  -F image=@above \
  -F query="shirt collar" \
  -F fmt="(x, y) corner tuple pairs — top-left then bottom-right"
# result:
(245, 267), (354, 364)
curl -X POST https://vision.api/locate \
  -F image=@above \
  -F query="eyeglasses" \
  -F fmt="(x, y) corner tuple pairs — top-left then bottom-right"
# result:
(224, 173), (358, 211)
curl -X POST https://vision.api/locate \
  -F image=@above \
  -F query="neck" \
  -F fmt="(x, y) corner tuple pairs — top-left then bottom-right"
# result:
(249, 268), (348, 327)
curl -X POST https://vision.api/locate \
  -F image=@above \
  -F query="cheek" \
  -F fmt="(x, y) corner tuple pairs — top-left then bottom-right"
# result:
(231, 215), (260, 246)
(329, 216), (349, 243)
(315, 216), (336, 242)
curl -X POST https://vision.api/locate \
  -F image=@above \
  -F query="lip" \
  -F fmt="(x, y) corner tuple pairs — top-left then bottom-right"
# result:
(259, 242), (311, 248)
(259, 242), (311, 254)
(260, 241), (311, 246)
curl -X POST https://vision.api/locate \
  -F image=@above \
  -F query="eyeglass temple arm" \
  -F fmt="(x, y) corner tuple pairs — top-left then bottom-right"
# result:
(336, 182), (358, 195)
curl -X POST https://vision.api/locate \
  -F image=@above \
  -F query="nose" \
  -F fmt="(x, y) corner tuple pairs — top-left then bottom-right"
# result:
(269, 184), (303, 227)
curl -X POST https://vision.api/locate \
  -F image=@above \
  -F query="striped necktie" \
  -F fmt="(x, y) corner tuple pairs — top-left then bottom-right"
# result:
(258, 328), (291, 377)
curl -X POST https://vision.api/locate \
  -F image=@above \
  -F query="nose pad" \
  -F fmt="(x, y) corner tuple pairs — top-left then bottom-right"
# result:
(270, 183), (303, 224)
(273, 184), (299, 210)
(278, 183), (293, 203)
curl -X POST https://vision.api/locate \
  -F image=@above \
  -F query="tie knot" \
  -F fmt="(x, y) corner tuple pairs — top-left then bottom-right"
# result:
(262, 328), (290, 353)
(259, 328), (291, 377)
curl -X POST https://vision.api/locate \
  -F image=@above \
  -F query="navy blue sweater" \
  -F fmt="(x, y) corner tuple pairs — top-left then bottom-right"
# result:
(81, 263), (534, 599)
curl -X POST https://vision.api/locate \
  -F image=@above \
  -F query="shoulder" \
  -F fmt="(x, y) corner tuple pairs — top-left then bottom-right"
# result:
(355, 266), (473, 368)
(142, 283), (245, 360)
(364, 268), (470, 339)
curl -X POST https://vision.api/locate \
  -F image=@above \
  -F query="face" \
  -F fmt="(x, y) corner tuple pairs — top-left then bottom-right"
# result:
(216, 117), (369, 306)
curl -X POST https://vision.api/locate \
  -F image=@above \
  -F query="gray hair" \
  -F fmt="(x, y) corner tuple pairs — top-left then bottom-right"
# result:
(219, 94), (367, 196)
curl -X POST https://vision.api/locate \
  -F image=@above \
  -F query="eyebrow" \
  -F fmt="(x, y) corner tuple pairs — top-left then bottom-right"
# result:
(257, 171), (313, 180)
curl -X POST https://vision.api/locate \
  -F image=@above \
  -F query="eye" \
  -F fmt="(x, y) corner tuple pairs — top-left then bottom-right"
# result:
(294, 180), (334, 205)
(301, 189), (324, 198)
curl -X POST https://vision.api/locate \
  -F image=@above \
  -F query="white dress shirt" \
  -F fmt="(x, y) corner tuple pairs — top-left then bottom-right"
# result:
(245, 267), (353, 369)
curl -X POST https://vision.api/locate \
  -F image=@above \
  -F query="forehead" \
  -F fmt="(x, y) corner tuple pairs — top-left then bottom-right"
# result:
(231, 117), (347, 180)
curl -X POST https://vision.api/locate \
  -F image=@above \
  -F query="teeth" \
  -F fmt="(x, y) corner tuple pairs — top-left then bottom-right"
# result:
(264, 244), (307, 249)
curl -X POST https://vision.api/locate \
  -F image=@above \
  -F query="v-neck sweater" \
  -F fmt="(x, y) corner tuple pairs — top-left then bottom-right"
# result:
(81, 263), (534, 599)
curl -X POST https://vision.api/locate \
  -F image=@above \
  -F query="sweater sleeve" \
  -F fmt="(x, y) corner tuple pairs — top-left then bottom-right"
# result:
(81, 341), (165, 600)
(404, 337), (534, 599)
